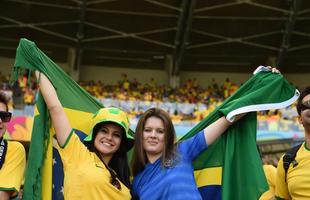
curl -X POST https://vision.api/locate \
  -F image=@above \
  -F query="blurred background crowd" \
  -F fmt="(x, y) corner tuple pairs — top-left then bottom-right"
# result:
(0, 71), (302, 130)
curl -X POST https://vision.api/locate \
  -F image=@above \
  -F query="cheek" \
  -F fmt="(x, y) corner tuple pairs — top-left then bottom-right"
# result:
(114, 137), (122, 147)
(94, 137), (100, 144)
(94, 135), (101, 144)
(93, 136), (98, 144)
(142, 132), (148, 140)
(159, 135), (165, 146)
(300, 112), (309, 122)
(93, 140), (100, 149)
(142, 135), (147, 145)
(142, 134), (149, 148)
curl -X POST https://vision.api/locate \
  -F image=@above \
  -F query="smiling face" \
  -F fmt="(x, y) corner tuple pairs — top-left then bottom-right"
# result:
(93, 123), (123, 161)
(142, 116), (165, 162)
(0, 102), (7, 138)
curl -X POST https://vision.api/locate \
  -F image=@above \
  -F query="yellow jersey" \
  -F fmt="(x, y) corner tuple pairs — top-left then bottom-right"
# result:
(275, 142), (310, 200)
(57, 131), (131, 200)
(0, 141), (26, 198)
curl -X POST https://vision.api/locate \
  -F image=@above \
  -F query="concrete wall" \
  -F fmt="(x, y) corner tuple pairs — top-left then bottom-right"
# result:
(80, 65), (169, 85)
(0, 57), (69, 76)
(180, 71), (310, 88)
(285, 74), (310, 88)
(0, 57), (15, 76)
(180, 71), (252, 88)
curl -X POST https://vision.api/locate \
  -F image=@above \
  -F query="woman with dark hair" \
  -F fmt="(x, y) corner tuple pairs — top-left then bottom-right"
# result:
(131, 107), (241, 200)
(0, 92), (26, 200)
(36, 72), (133, 200)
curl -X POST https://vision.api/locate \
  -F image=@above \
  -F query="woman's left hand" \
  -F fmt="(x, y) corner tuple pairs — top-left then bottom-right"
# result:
(266, 66), (281, 74)
(231, 112), (247, 124)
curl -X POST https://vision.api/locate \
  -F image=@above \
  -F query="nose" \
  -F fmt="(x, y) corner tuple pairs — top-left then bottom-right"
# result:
(150, 130), (157, 138)
(105, 132), (113, 140)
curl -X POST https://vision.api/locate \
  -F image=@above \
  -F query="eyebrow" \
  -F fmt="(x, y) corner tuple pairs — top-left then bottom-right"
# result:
(144, 126), (164, 129)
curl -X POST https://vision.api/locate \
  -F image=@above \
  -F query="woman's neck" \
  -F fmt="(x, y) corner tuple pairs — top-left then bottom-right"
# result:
(146, 153), (162, 164)
(100, 154), (112, 165)
(305, 133), (310, 149)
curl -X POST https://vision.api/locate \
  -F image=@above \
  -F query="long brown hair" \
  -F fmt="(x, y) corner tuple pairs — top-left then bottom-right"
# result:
(131, 108), (177, 176)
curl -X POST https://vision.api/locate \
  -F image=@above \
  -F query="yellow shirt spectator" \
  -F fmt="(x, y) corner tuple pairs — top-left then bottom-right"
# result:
(57, 131), (131, 200)
(0, 141), (26, 198)
(275, 143), (310, 200)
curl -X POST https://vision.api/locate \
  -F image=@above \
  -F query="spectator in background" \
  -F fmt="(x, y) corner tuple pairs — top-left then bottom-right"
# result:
(275, 86), (310, 200)
(121, 73), (130, 92)
(23, 87), (35, 116)
(0, 92), (26, 200)
(150, 78), (157, 89)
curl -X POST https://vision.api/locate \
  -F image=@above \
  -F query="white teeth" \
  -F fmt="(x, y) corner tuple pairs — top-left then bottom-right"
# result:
(148, 141), (157, 145)
(102, 142), (112, 146)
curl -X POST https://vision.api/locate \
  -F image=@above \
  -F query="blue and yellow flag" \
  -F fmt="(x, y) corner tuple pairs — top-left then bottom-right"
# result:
(180, 66), (299, 200)
(12, 38), (103, 200)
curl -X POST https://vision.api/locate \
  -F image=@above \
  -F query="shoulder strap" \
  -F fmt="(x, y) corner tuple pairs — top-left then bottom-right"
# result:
(283, 143), (302, 181)
(0, 138), (8, 170)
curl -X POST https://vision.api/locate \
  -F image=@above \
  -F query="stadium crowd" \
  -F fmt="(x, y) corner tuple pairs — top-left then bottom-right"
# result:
(0, 72), (302, 130)
(79, 74), (238, 122)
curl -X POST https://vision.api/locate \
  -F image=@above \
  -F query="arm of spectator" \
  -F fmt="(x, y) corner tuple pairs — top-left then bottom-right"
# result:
(0, 191), (10, 200)
(203, 116), (231, 146)
(203, 114), (245, 146)
(36, 71), (71, 147)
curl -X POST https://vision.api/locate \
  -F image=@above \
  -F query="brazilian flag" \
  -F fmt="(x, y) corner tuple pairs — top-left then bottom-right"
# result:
(12, 38), (104, 200)
(180, 66), (299, 200)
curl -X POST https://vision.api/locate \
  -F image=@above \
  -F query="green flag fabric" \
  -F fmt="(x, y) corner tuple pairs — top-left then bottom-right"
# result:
(180, 66), (299, 200)
(12, 38), (104, 200)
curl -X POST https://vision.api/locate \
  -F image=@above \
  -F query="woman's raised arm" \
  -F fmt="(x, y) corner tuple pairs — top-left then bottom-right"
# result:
(36, 71), (71, 146)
